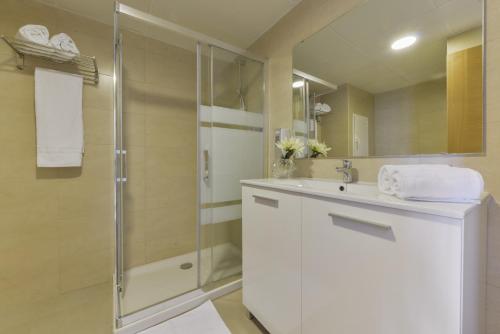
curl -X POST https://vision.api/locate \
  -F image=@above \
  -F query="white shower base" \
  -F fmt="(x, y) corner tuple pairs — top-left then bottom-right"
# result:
(121, 243), (242, 315)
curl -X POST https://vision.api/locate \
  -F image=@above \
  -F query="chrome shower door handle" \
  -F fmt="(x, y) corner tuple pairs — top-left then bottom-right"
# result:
(122, 150), (128, 183)
(203, 150), (209, 182)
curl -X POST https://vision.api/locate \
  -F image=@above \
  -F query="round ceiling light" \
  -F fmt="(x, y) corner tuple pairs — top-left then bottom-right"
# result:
(391, 36), (417, 50)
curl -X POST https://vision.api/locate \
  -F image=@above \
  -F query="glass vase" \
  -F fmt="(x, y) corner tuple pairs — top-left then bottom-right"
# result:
(272, 158), (296, 179)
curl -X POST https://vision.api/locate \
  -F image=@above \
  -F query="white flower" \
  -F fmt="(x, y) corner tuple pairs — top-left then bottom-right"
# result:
(308, 139), (331, 158)
(276, 137), (305, 159)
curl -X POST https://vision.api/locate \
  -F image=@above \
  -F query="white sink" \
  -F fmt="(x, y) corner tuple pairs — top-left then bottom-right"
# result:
(264, 178), (379, 195)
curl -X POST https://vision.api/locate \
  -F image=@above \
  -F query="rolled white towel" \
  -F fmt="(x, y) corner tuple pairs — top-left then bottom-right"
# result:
(50, 33), (80, 58)
(378, 165), (448, 195)
(15, 24), (50, 46)
(380, 165), (484, 203)
(314, 103), (323, 112)
(320, 103), (331, 113)
(377, 165), (397, 195)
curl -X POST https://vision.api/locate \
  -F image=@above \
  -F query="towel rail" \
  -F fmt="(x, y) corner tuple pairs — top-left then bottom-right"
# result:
(1, 35), (99, 84)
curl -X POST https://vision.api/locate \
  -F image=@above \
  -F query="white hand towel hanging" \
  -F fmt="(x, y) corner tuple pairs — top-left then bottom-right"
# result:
(35, 68), (84, 167)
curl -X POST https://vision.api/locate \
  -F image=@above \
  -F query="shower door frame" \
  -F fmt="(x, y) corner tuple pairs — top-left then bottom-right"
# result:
(113, 2), (267, 332)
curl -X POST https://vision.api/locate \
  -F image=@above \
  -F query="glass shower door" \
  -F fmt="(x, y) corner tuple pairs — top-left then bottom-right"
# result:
(200, 46), (265, 289)
(116, 13), (204, 318)
(114, 4), (265, 325)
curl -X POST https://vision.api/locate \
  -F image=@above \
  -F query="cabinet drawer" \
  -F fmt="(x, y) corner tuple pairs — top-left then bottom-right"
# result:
(242, 186), (301, 334)
(301, 196), (463, 334)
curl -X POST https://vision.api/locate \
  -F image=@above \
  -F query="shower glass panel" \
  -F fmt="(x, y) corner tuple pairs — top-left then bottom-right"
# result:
(116, 14), (206, 317)
(114, 5), (265, 324)
(292, 74), (308, 158)
(200, 46), (265, 290)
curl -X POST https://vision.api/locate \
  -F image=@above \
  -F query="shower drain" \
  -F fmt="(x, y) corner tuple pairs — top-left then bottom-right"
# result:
(180, 262), (193, 270)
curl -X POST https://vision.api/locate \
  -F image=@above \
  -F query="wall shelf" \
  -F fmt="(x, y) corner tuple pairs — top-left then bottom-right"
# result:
(1, 35), (99, 84)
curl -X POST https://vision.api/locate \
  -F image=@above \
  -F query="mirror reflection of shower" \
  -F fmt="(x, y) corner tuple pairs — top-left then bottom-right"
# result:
(292, 69), (337, 157)
(236, 58), (246, 111)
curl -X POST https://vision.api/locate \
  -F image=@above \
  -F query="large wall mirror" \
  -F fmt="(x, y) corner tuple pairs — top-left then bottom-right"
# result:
(292, 0), (484, 158)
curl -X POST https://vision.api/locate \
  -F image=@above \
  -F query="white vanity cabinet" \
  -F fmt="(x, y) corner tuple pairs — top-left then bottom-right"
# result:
(242, 186), (302, 334)
(241, 179), (487, 334)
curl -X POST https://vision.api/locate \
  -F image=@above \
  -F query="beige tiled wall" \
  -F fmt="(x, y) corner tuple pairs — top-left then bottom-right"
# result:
(374, 78), (447, 155)
(249, 0), (500, 332)
(0, 1), (114, 332)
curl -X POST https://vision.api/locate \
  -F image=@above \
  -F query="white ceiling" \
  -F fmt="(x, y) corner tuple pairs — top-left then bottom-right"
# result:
(293, 0), (483, 94)
(37, 0), (302, 48)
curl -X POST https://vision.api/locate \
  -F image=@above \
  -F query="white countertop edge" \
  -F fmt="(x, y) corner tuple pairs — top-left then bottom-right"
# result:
(241, 179), (490, 220)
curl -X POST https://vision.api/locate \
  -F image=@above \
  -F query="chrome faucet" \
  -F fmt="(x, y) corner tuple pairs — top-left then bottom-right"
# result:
(336, 160), (353, 183)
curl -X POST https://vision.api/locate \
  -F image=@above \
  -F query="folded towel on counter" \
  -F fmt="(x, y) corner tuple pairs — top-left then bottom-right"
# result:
(35, 68), (84, 167)
(50, 33), (80, 58)
(15, 24), (50, 46)
(378, 164), (484, 203)
(378, 165), (448, 195)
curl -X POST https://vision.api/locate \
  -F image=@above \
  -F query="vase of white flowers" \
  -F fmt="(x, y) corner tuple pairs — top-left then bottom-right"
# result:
(308, 139), (331, 158)
(273, 137), (305, 178)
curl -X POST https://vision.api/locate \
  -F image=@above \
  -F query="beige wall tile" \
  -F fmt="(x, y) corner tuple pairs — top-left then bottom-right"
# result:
(57, 179), (113, 220)
(70, 31), (113, 76)
(124, 210), (147, 269)
(84, 108), (114, 146)
(29, 283), (112, 334)
(145, 234), (196, 263)
(58, 217), (111, 262)
(83, 75), (113, 110)
(124, 147), (146, 212)
(145, 50), (196, 92)
(145, 175), (196, 210)
(55, 9), (114, 43)
(59, 247), (112, 294)
(123, 80), (148, 114)
(123, 112), (146, 148)
(57, 145), (114, 181)
(123, 44), (147, 83)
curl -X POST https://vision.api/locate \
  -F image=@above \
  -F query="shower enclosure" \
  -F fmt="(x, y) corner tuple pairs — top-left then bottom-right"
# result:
(292, 70), (336, 157)
(113, 3), (265, 331)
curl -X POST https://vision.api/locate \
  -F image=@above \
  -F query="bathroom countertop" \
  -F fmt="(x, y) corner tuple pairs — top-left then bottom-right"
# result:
(241, 178), (490, 220)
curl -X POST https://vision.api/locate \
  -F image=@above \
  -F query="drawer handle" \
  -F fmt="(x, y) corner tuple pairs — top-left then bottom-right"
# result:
(328, 213), (392, 230)
(253, 195), (279, 203)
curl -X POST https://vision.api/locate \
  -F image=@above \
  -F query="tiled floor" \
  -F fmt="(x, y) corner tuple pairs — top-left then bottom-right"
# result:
(214, 289), (269, 334)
